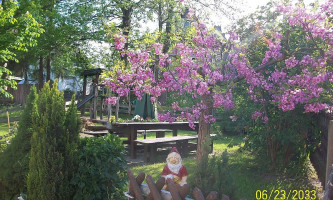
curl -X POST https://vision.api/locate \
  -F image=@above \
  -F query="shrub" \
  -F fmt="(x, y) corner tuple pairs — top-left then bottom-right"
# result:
(0, 86), (37, 200)
(27, 81), (80, 200)
(72, 134), (127, 200)
(246, 105), (321, 172)
(192, 141), (236, 199)
(64, 94), (81, 199)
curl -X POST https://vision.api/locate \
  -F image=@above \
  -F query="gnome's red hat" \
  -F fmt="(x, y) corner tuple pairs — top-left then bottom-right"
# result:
(170, 147), (180, 154)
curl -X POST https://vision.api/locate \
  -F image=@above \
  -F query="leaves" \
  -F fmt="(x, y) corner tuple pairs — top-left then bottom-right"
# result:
(72, 134), (127, 200)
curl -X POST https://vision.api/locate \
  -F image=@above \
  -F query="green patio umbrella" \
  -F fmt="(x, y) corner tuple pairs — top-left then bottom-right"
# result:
(133, 93), (155, 119)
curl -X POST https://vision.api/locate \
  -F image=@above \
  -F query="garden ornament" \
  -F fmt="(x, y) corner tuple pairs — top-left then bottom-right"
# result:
(161, 147), (188, 188)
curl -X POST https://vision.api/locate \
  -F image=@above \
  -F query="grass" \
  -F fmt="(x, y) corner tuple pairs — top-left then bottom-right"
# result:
(130, 134), (323, 199)
(0, 109), (23, 119)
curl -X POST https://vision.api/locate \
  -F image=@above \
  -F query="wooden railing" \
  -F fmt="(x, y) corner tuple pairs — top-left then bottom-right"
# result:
(126, 170), (244, 200)
(324, 165), (333, 200)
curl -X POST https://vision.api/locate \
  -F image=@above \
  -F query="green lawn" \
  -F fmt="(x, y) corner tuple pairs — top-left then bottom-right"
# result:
(0, 110), (22, 119)
(130, 134), (323, 199)
(0, 123), (10, 137)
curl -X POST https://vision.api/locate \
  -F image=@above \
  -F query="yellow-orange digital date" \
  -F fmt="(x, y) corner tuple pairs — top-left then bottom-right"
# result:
(255, 189), (317, 200)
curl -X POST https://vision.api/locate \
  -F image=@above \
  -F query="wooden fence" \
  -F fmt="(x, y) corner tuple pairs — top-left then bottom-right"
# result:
(126, 170), (241, 200)
(310, 113), (333, 186)
(324, 165), (333, 200)
(0, 84), (33, 105)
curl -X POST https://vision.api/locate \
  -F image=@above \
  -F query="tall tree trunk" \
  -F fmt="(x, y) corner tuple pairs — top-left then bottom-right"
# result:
(196, 94), (213, 164)
(155, 1), (163, 80)
(162, 5), (173, 54)
(39, 56), (44, 90)
(158, 2), (163, 32)
(159, 3), (174, 106)
(121, 6), (133, 67)
(23, 58), (29, 84)
(46, 56), (51, 82)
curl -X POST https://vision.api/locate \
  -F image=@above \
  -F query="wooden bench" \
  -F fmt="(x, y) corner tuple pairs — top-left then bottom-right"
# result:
(137, 129), (172, 139)
(135, 134), (216, 162)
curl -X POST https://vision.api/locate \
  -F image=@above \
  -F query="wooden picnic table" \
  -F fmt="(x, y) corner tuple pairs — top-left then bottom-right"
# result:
(108, 121), (199, 158)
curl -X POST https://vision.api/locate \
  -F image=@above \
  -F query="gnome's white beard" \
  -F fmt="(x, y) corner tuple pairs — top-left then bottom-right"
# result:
(167, 160), (182, 174)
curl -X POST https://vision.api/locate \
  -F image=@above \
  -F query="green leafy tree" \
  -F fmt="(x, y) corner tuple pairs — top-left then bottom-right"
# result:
(0, 0), (43, 97)
(0, 86), (37, 200)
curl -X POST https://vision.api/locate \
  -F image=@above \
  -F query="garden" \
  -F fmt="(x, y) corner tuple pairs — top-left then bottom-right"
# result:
(0, 0), (332, 199)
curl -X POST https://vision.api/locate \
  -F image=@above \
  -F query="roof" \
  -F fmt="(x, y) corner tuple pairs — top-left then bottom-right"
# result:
(8, 76), (23, 82)
(18, 79), (38, 85)
(81, 68), (102, 76)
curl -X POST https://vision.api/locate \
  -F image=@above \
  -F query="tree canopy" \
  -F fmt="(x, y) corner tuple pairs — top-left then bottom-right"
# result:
(0, 0), (43, 97)
(103, 0), (333, 162)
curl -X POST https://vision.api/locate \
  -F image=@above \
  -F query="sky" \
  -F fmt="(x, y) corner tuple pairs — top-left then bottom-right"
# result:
(209, 0), (271, 27)
(140, 0), (271, 33)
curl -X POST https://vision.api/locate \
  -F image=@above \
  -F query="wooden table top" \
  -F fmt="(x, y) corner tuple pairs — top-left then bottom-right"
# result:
(108, 121), (199, 131)
(135, 135), (198, 144)
(111, 121), (198, 125)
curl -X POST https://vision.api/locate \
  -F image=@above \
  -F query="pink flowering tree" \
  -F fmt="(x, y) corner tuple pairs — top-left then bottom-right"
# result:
(223, 0), (333, 168)
(104, 0), (333, 163)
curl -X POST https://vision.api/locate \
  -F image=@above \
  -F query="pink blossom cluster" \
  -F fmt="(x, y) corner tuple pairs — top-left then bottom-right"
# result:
(229, 0), (333, 115)
(152, 43), (163, 55)
(105, 97), (118, 105)
(114, 34), (127, 50)
(127, 51), (149, 67)
(285, 57), (298, 69)
(304, 103), (328, 113)
(187, 8), (194, 19)
(213, 92), (234, 109)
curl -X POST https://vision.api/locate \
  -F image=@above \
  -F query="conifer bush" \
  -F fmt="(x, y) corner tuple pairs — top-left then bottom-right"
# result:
(0, 86), (37, 200)
(27, 81), (80, 200)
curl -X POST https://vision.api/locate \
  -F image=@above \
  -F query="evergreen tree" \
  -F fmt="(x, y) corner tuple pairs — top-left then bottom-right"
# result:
(63, 94), (81, 199)
(0, 86), (37, 199)
(27, 81), (70, 200)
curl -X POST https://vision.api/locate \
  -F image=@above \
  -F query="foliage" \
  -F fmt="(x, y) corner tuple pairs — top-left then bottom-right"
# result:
(27, 81), (80, 200)
(64, 94), (81, 199)
(245, 105), (321, 171)
(71, 134), (127, 200)
(0, 0), (43, 62)
(0, 86), (37, 200)
(0, 0), (43, 98)
(191, 140), (236, 199)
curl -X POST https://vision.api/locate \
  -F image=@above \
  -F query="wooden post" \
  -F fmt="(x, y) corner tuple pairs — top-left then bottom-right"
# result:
(130, 127), (137, 159)
(6, 111), (10, 133)
(116, 97), (119, 122)
(326, 120), (333, 187)
(146, 175), (162, 200)
(107, 88), (112, 121)
(324, 164), (333, 200)
(128, 92), (131, 115)
(154, 103), (158, 119)
(127, 170), (144, 200)
(173, 129), (177, 137)
(100, 96), (103, 120)
(93, 84), (98, 119)
(81, 75), (87, 115)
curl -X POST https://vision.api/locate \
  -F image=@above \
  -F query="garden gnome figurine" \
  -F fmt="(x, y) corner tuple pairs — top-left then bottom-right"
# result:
(161, 147), (188, 187)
